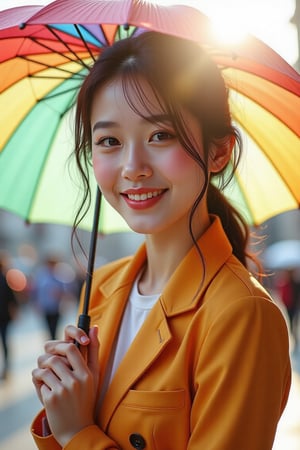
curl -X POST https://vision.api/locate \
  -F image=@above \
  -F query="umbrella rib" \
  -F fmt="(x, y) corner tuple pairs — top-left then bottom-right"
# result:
(99, 23), (119, 46)
(31, 73), (85, 81)
(74, 24), (96, 62)
(38, 85), (80, 102)
(19, 54), (86, 79)
(46, 24), (91, 70)
(27, 35), (87, 68)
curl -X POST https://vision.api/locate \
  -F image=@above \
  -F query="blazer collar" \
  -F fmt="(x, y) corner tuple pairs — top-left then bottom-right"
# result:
(99, 215), (232, 316)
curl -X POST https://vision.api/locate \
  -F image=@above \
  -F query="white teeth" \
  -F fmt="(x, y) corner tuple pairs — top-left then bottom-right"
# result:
(127, 190), (162, 201)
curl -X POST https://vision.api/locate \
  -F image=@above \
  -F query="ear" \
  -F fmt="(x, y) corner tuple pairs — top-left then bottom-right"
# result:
(209, 135), (235, 173)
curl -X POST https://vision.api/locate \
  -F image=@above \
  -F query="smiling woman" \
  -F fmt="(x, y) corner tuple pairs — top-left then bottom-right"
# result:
(29, 29), (291, 450)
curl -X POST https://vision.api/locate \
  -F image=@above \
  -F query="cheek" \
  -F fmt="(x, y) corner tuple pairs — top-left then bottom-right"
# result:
(92, 156), (115, 190)
(163, 148), (200, 180)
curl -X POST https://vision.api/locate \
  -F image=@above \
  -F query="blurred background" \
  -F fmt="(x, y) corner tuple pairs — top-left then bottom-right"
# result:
(0, 0), (300, 449)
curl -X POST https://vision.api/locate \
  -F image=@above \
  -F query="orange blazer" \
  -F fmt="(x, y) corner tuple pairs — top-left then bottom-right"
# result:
(32, 216), (291, 450)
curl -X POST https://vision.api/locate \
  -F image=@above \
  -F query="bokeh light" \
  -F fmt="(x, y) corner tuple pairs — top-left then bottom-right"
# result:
(6, 268), (27, 292)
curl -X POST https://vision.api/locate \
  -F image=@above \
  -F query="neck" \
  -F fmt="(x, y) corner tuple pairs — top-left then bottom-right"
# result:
(139, 215), (210, 295)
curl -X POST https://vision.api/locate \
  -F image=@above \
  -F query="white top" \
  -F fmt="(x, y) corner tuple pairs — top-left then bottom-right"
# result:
(98, 275), (160, 405)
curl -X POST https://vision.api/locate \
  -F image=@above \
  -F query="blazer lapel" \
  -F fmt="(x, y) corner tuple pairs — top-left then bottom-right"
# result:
(94, 284), (131, 390)
(93, 246), (148, 391)
(99, 300), (172, 430)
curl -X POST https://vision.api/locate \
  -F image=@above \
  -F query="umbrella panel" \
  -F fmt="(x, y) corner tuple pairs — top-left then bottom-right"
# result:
(223, 68), (300, 136)
(227, 86), (300, 225)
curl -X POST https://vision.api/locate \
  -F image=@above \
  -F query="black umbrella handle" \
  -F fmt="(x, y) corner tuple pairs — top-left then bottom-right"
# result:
(77, 313), (91, 334)
(76, 187), (102, 340)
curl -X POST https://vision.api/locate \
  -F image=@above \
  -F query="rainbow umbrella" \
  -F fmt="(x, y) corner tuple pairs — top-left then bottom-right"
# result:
(0, 0), (299, 332)
(0, 0), (299, 230)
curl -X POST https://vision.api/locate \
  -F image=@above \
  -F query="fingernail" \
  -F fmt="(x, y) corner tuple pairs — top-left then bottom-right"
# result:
(80, 336), (89, 344)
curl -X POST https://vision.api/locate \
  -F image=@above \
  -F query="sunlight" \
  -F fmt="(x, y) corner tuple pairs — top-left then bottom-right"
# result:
(1, 0), (298, 65)
(209, 11), (249, 45)
(205, 0), (297, 60)
(153, 0), (250, 43)
(154, 0), (298, 64)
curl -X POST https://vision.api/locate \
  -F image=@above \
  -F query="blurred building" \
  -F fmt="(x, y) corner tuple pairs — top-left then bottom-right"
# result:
(264, 211), (300, 246)
(291, 0), (300, 71)
(0, 210), (143, 270)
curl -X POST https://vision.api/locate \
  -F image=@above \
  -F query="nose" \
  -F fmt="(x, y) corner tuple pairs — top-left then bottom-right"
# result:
(121, 143), (152, 180)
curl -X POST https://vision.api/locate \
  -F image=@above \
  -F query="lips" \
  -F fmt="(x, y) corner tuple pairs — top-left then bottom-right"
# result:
(121, 189), (166, 209)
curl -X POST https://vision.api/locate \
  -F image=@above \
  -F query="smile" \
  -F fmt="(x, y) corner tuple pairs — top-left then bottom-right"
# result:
(126, 190), (163, 201)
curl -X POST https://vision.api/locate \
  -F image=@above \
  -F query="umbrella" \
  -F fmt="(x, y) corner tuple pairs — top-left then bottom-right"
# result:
(0, 0), (299, 230)
(0, 0), (300, 327)
(0, 0), (300, 231)
(263, 240), (300, 270)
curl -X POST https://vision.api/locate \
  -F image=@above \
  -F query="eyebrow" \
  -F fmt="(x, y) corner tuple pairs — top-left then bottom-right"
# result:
(92, 121), (117, 133)
(92, 114), (172, 133)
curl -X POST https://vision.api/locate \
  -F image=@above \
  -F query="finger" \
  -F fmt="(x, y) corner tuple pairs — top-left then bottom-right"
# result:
(37, 352), (70, 370)
(64, 324), (90, 346)
(32, 367), (62, 403)
(32, 368), (46, 405)
(39, 353), (74, 381)
(44, 341), (86, 371)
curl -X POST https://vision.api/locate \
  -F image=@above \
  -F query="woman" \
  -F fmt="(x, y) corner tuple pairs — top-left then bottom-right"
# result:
(31, 32), (291, 450)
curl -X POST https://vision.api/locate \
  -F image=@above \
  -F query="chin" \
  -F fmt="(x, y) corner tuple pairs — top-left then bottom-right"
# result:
(127, 224), (152, 235)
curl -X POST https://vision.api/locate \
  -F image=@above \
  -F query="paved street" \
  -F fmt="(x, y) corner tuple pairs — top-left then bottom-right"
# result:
(0, 304), (300, 450)
(0, 303), (77, 450)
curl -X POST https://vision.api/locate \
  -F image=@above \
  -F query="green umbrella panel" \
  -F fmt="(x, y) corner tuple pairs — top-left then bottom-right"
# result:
(0, 64), (129, 233)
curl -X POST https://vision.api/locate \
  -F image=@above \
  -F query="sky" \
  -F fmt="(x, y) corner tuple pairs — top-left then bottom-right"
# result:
(0, 0), (298, 66)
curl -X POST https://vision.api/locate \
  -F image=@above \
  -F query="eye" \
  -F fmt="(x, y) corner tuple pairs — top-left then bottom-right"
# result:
(150, 131), (175, 142)
(95, 136), (120, 147)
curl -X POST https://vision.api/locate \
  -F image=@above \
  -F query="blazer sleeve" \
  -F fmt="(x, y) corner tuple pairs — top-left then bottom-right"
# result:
(31, 410), (120, 450)
(188, 296), (291, 450)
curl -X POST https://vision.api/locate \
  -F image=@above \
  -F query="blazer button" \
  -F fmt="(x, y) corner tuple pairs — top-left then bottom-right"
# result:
(129, 433), (146, 449)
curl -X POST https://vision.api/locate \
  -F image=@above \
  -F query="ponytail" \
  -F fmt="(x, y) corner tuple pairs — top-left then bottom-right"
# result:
(207, 184), (263, 276)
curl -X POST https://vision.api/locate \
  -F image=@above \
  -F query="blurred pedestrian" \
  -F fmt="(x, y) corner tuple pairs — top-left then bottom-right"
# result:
(0, 253), (18, 380)
(32, 256), (65, 340)
(276, 269), (300, 346)
(294, 271), (300, 344)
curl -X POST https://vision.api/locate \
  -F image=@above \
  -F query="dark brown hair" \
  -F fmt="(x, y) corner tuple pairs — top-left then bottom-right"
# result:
(73, 31), (261, 273)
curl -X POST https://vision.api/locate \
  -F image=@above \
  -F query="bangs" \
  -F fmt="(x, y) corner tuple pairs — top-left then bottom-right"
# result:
(119, 63), (170, 126)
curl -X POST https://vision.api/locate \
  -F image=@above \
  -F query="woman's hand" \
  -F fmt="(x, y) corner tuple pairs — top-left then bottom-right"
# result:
(32, 324), (100, 446)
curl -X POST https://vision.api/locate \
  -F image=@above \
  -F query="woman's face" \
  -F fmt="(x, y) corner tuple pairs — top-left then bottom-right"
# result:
(90, 77), (210, 237)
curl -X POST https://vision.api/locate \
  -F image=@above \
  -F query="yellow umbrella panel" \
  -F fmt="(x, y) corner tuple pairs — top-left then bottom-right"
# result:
(226, 91), (300, 225)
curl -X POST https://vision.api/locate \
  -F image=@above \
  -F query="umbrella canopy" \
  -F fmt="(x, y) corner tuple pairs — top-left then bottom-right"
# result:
(0, 0), (300, 230)
(0, 0), (299, 332)
(263, 240), (300, 270)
